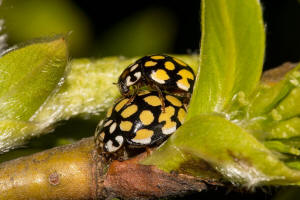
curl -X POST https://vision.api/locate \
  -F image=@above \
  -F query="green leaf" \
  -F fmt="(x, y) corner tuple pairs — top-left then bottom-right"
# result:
(143, 115), (300, 186)
(264, 141), (300, 156)
(286, 161), (300, 171)
(265, 118), (300, 139)
(187, 0), (265, 118)
(247, 63), (300, 118)
(0, 120), (43, 153)
(270, 87), (300, 121)
(0, 37), (68, 121)
(280, 138), (300, 149)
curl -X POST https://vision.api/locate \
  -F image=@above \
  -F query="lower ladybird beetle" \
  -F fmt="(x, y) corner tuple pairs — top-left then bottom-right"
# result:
(117, 55), (195, 107)
(94, 90), (187, 154)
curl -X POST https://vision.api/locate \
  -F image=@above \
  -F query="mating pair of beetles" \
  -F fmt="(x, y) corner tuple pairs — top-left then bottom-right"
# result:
(95, 55), (196, 155)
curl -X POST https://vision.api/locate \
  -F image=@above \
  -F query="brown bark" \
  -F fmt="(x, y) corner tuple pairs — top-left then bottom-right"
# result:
(0, 137), (215, 200)
(0, 138), (96, 200)
(101, 153), (214, 199)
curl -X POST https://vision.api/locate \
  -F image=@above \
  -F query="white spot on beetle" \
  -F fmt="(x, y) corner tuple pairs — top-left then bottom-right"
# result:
(109, 122), (117, 133)
(131, 137), (151, 145)
(115, 136), (124, 145)
(104, 120), (113, 127)
(176, 82), (189, 91)
(150, 71), (165, 84)
(162, 126), (176, 135)
(105, 139), (122, 152)
(130, 64), (139, 72)
(134, 72), (141, 80)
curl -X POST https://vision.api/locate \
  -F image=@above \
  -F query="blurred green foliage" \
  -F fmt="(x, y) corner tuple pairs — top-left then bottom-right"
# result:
(0, 0), (91, 56)
(0, 0), (177, 57)
(273, 187), (300, 200)
(95, 7), (177, 57)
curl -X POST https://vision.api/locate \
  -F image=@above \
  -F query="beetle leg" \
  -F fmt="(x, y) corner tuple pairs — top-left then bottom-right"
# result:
(146, 147), (153, 156)
(183, 92), (191, 105)
(152, 84), (165, 112)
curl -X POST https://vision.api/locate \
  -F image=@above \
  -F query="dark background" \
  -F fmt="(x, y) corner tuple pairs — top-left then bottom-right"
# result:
(72, 0), (300, 70)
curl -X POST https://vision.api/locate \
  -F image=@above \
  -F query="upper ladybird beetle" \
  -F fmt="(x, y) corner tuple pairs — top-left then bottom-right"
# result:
(117, 55), (195, 104)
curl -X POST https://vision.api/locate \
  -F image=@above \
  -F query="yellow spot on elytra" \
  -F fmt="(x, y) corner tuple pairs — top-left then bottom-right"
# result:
(173, 58), (187, 66)
(159, 106), (177, 134)
(137, 90), (151, 96)
(143, 95), (162, 106)
(178, 108), (186, 124)
(145, 61), (157, 67)
(120, 121), (133, 131)
(151, 55), (165, 60)
(106, 106), (113, 117)
(176, 69), (194, 91)
(178, 69), (194, 80)
(121, 104), (138, 118)
(164, 61), (175, 70)
(133, 129), (154, 140)
(139, 110), (154, 125)
(166, 95), (182, 107)
(151, 69), (170, 84)
(115, 98), (129, 112)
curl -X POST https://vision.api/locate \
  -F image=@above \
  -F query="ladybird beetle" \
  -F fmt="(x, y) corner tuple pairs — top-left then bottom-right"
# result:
(117, 55), (195, 104)
(94, 90), (187, 153)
